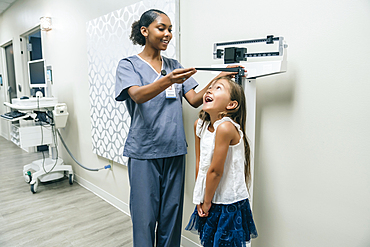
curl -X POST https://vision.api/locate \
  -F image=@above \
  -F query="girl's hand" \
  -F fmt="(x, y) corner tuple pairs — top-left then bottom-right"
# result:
(201, 201), (212, 216)
(197, 204), (209, 217)
(217, 65), (246, 78)
(169, 68), (197, 84)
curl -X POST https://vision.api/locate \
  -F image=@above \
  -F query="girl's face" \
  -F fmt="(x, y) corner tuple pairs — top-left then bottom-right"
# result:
(202, 79), (236, 115)
(142, 14), (172, 50)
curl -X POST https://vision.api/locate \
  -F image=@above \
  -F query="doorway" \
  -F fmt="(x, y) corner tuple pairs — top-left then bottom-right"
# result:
(29, 30), (43, 61)
(21, 29), (45, 97)
(4, 43), (17, 101)
(0, 40), (17, 139)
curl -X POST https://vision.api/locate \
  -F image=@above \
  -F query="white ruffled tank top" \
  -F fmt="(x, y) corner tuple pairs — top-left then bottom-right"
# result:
(192, 117), (249, 205)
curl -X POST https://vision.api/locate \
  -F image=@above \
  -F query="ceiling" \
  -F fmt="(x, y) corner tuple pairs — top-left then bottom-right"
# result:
(0, 0), (17, 16)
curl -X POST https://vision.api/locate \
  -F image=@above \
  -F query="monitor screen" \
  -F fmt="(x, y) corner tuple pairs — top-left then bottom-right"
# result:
(28, 59), (46, 88)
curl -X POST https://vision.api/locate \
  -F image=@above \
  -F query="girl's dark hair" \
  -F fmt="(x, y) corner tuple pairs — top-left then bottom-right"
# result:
(130, 9), (167, 46)
(199, 76), (252, 189)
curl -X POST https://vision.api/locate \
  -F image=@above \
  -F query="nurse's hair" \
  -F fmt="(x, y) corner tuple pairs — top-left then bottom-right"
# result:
(130, 9), (168, 46)
(199, 76), (251, 189)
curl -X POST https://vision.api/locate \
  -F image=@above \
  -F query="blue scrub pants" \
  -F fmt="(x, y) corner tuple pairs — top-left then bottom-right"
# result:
(128, 155), (185, 247)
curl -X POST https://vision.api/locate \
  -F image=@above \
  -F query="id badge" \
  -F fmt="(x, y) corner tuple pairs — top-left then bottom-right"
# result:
(165, 85), (176, 99)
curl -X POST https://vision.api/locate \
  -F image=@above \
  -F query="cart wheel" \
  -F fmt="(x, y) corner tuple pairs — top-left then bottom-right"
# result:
(69, 174), (74, 185)
(31, 183), (38, 194)
(25, 174), (32, 183)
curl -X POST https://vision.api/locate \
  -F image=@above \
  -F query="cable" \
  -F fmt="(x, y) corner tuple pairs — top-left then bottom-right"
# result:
(33, 94), (61, 174)
(42, 124), (59, 174)
(36, 95), (58, 174)
(56, 129), (111, 171)
(36, 95), (110, 172)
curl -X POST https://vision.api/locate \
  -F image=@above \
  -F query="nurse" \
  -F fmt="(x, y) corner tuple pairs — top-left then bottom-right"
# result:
(115, 9), (235, 247)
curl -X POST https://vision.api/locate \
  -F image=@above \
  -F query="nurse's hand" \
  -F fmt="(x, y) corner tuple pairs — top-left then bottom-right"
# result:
(169, 68), (197, 84)
(217, 65), (246, 78)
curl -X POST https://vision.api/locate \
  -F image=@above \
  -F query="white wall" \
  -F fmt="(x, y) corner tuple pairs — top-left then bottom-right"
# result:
(181, 0), (370, 246)
(1, 1), (370, 247)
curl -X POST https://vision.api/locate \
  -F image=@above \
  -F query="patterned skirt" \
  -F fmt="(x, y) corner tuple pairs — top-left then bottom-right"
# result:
(185, 199), (258, 247)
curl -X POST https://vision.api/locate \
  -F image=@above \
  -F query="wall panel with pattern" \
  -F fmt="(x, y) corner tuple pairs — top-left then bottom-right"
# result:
(87, 0), (179, 165)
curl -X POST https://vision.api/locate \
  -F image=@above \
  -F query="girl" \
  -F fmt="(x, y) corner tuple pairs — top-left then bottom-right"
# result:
(185, 76), (258, 246)
(115, 9), (237, 247)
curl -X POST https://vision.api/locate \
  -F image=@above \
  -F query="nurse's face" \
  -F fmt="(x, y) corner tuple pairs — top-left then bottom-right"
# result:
(142, 14), (172, 50)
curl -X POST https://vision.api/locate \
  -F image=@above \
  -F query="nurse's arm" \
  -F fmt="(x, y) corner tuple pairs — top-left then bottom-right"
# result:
(185, 79), (213, 108)
(127, 77), (172, 104)
(128, 68), (196, 104)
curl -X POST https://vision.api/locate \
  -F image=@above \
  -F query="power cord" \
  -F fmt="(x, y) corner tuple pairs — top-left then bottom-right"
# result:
(36, 95), (58, 174)
(56, 129), (111, 171)
(36, 94), (111, 172)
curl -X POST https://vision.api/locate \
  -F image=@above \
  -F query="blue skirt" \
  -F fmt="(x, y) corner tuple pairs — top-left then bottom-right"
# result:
(185, 199), (258, 247)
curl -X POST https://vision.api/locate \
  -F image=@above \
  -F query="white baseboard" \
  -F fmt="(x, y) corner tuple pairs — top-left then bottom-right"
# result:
(181, 235), (201, 247)
(74, 174), (130, 216)
(1, 131), (9, 140)
(75, 174), (201, 247)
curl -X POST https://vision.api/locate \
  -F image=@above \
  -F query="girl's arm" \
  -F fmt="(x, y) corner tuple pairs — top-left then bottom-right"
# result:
(194, 119), (200, 180)
(128, 68), (196, 104)
(195, 119), (207, 217)
(202, 121), (239, 214)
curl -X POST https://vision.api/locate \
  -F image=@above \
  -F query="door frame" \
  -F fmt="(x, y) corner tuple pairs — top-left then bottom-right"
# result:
(0, 39), (14, 139)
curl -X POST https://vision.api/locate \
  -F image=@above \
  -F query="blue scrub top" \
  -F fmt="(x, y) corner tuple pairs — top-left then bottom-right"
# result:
(115, 55), (198, 159)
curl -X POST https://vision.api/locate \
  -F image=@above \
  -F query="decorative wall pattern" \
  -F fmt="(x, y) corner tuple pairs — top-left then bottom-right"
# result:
(87, 0), (179, 165)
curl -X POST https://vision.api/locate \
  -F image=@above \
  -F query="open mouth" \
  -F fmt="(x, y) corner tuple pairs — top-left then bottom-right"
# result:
(205, 96), (213, 103)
